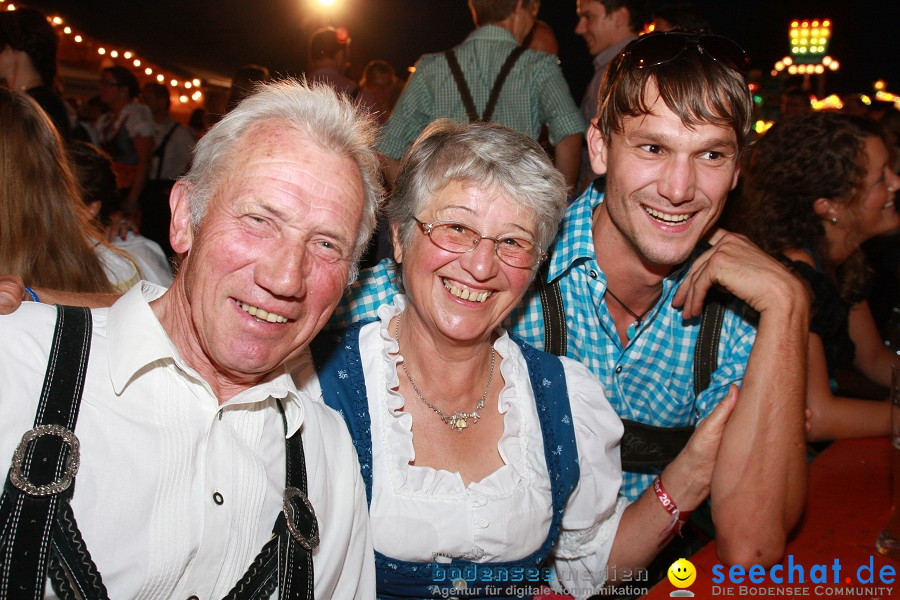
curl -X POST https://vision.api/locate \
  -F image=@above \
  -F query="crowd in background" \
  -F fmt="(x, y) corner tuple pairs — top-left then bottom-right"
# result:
(0, 1), (898, 598)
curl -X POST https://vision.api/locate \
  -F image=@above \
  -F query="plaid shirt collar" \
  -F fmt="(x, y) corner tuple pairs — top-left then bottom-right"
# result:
(545, 182), (693, 293)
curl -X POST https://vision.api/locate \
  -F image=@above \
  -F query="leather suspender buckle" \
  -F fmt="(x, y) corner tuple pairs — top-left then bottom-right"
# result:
(283, 487), (320, 550)
(10, 424), (81, 497)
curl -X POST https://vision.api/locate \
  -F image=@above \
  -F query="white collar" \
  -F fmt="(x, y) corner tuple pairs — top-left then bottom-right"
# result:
(107, 282), (306, 436)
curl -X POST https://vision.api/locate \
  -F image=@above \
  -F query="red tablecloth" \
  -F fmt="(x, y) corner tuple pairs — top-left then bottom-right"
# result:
(642, 437), (897, 599)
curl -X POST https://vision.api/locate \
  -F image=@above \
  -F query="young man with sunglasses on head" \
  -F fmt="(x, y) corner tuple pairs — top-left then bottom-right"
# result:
(327, 31), (809, 579)
(508, 31), (809, 570)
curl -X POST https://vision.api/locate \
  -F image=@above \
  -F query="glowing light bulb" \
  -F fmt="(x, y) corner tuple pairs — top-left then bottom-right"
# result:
(98, 47), (106, 55)
(124, 51), (132, 59)
(63, 26), (71, 34)
(145, 67), (153, 75)
(110, 50), (118, 58)
(156, 74), (164, 82)
(74, 35), (82, 42)
(133, 59), (141, 67)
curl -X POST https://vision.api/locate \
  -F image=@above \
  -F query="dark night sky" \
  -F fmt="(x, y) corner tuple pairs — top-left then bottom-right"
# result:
(22, 0), (900, 99)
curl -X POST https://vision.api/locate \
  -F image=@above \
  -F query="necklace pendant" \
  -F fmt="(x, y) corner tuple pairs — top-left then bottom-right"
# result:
(449, 413), (469, 432)
(626, 320), (639, 340)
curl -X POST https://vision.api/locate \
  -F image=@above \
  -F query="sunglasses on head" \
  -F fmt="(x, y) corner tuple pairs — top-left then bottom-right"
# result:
(622, 31), (750, 76)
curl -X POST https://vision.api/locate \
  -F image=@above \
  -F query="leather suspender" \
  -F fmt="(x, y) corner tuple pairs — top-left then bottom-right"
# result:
(537, 265), (727, 470)
(0, 306), (317, 599)
(444, 46), (527, 123)
(0, 305), (106, 600)
(224, 401), (317, 600)
(536, 261), (567, 357)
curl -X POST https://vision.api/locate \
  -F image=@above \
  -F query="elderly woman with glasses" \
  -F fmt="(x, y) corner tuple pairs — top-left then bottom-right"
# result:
(0, 117), (736, 599)
(307, 119), (735, 599)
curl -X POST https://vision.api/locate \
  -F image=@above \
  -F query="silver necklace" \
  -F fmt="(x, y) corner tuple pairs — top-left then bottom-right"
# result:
(394, 315), (495, 433)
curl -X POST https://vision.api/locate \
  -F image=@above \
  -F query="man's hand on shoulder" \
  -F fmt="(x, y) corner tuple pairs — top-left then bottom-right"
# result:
(673, 229), (809, 319)
(0, 275), (27, 315)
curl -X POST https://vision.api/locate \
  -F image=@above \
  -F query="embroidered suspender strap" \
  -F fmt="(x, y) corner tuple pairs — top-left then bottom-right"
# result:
(511, 336), (580, 548)
(444, 46), (528, 123)
(0, 305), (107, 600)
(223, 402), (316, 600)
(536, 261), (567, 357)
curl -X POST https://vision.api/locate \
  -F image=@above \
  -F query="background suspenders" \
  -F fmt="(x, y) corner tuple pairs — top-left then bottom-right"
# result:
(444, 46), (527, 123)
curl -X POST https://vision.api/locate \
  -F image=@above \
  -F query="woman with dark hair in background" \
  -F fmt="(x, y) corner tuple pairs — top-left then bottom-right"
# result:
(740, 112), (900, 440)
(96, 65), (155, 218)
(0, 87), (114, 293)
(0, 7), (70, 138)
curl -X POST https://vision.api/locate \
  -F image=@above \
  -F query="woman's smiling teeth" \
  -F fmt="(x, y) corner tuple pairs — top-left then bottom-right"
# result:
(644, 206), (692, 224)
(239, 301), (288, 323)
(443, 278), (491, 303)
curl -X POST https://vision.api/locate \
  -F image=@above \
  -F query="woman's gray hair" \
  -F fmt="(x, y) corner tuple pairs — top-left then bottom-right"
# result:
(181, 78), (383, 282)
(388, 119), (567, 257)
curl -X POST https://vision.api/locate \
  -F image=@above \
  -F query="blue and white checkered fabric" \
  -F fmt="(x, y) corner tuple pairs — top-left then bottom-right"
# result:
(331, 184), (758, 500)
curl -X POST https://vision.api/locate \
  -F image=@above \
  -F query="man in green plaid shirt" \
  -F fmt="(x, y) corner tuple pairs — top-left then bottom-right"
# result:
(377, 0), (585, 191)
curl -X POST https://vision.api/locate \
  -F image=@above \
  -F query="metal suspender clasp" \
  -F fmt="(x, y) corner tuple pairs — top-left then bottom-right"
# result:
(282, 487), (320, 550)
(9, 424), (81, 497)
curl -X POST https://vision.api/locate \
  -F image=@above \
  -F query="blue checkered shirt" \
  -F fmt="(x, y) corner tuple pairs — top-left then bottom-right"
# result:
(376, 25), (586, 160)
(329, 185), (758, 500)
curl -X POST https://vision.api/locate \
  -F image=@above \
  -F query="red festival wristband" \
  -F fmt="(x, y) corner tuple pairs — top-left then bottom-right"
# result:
(653, 476), (691, 537)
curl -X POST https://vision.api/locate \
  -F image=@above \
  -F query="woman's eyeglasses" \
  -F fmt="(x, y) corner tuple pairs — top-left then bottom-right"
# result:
(623, 31), (750, 76)
(413, 218), (544, 268)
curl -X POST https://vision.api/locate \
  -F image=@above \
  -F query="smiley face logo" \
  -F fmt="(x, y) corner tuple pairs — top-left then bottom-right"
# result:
(668, 558), (697, 589)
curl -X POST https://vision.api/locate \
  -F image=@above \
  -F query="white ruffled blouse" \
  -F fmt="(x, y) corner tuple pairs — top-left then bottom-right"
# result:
(300, 296), (627, 593)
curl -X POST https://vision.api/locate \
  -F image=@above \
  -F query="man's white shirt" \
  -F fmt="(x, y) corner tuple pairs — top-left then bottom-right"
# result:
(0, 283), (374, 599)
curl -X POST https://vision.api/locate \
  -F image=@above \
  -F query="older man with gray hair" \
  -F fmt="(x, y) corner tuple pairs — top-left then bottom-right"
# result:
(0, 80), (381, 599)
